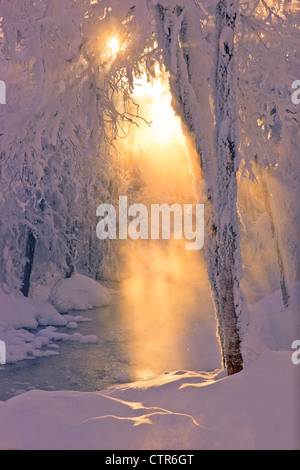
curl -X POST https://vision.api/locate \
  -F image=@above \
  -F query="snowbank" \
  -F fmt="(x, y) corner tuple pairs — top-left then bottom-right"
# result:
(251, 282), (299, 352)
(0, 350), (297, 450)
(49, 273), (112, 312)
(0, 274), (112, 362)
(0, 292), (95, 363)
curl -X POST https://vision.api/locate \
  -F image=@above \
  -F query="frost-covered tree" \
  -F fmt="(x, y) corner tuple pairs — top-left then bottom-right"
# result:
(0, 0), (147, 293)
(213, 0), (245, 374)
(147, 0), (247, 374)
(235, 0), (300, 308)
(138, 0), (298, 373)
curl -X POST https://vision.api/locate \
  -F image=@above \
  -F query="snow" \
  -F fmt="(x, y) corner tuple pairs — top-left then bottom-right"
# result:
(0, 294), (42, 331)
(0, 349), (297, 450)
(36, 327), (97, 344)
(49, 273), (112, 313)
(251, 283), (299, 351)
(29, 284), (50, 303)
(0, 274), (111, 363)
(0, 286), (298, 450)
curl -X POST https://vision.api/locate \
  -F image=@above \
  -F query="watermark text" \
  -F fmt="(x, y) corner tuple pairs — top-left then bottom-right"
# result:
(292, 80), (300, 105)
(96, 197), (204, 251)
(291, 340), (300, 365)
(0, 80), (6, 104)
(0, 340), (6, 365)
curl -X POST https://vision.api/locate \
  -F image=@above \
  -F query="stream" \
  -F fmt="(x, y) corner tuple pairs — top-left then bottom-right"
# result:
(0, 303), (131, 402)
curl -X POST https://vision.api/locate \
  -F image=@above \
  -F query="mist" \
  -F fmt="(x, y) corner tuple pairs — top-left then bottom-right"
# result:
(115, 70), (218, 377)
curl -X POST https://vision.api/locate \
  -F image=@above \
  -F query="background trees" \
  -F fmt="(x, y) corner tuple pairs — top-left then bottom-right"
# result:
(236, 0), (299, 308)
(0, 0), (135, 292)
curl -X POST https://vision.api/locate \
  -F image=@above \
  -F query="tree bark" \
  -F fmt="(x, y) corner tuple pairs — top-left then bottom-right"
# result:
(153, 1), (245, 374)
(20, 229), (36, 297)
(213, 0), (244, 375)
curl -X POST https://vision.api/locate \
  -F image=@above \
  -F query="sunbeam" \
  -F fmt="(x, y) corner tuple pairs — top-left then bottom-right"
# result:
(116, 68), (215, 378)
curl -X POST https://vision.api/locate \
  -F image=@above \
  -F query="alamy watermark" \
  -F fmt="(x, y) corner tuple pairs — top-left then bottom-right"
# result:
(96, 196), (204, 251)
(0, 80), (6, 104)
(292, 80), (300, 105)
(291, 340), (300, 365)
(0, 340), (6, 365)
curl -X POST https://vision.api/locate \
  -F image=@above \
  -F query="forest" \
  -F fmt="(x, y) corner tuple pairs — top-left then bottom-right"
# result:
(0, 0), (299, 451)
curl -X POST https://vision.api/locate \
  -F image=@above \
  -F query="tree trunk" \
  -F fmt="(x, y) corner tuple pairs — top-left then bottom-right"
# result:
(213, 0), (244, 375)
(153, 1), (245, 374)
(66, 251), (75, 279)
(254, 155), (289, 307)
(20, 229), (36, 297)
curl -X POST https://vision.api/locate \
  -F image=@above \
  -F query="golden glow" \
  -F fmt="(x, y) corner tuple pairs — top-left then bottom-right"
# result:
(99, 36), (124, 63)
(108, 36), (120, 56)
(120, 240), (209, 377)
(238, 160), (287, 305)
(133, 71), (183, 144)
(116, 69), (214, 377)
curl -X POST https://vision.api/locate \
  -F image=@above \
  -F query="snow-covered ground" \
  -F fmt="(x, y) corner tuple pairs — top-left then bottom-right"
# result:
(49, 273), (112, 313)
(0, 283), (298, 450)
(0, 350), (297, 450)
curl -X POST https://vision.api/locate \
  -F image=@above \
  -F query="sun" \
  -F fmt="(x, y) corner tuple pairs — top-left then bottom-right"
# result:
(108, 37), (120, 56)
(132, 69), (184, 144)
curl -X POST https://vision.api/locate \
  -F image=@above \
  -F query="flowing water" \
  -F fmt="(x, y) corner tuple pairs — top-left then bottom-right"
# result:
(0, 301), (132, 402)
(0, 287), (220, 403)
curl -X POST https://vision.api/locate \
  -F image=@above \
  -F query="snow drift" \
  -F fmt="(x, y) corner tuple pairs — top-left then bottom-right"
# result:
(0, 350), (297, 450)
(49, 274), (112, 313)
(0, 274), (112, 363)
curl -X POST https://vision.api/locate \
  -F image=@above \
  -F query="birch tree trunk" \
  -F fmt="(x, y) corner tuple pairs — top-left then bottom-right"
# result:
(213, 0), (244, 374)
(153, 1), (246, 374)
